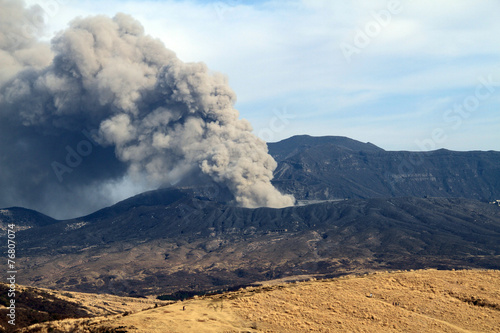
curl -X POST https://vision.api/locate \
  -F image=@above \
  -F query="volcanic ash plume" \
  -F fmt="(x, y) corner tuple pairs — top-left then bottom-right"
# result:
(0, 3), (294, 218)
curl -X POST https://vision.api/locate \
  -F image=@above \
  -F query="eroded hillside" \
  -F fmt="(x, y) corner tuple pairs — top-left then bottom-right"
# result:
(13, 193), (500, 297)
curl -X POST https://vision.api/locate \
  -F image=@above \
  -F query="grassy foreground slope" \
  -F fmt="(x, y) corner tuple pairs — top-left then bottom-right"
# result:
(18, 269), (500, 333)
(0, 283), (171, 332)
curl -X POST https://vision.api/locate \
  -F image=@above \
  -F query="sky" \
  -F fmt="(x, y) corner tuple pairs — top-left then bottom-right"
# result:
(22, 0), (500, 151)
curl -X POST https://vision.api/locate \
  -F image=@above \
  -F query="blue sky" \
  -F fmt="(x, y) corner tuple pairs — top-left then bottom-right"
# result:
(27, 0), (500, 151)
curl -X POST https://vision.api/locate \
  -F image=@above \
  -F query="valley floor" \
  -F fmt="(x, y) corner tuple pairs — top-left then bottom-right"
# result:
(15, 269), (500, 333)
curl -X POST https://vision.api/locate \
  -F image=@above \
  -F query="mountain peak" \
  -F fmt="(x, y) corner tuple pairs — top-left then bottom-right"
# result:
(268, 135), (384, 162)
(0, 207), (58, 235)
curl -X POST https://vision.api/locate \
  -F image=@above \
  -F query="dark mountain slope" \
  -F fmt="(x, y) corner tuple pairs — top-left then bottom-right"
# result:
(269, 136), (500, 201)
(15, 189), (500, 296)
(0, 207), (58, 237)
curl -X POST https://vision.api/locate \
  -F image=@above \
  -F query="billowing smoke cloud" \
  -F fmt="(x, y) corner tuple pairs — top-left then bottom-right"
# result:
(0, 0), (53, 85)
(0, 1), (294, 219)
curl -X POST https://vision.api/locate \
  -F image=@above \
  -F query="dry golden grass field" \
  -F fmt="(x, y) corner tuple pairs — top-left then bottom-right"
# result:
(14, 269), (500, 332)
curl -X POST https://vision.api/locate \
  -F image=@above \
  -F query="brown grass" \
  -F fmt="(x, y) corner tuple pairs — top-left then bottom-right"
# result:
(15, 269), (500, 332)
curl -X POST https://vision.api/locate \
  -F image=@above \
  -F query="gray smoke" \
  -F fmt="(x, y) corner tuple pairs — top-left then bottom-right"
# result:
(0, 0), (53, 85)
(0, 1), (294, 219)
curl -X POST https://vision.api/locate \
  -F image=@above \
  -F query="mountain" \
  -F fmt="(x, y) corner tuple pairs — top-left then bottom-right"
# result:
(269, 135), (500, 202)
(6, 135), (500, 297)
(268, 135), (384, 161)
(15, 188), (500, 296)
(0, 207), (58, 237)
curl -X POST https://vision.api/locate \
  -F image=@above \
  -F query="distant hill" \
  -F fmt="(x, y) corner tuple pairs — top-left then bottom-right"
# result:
(268, 135), (384, 161)
(0, 207), (58, 237)
(269, 135), (500, 202)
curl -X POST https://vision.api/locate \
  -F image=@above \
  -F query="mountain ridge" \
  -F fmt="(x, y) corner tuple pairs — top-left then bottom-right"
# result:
(269, 135), (500, 202)
(3, 135), (499, 221)
(268, 135), (384, 161)
(0, 207), (59, 237)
